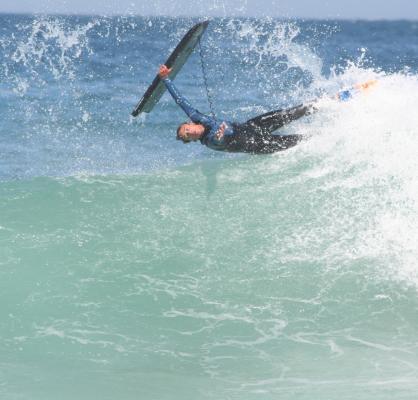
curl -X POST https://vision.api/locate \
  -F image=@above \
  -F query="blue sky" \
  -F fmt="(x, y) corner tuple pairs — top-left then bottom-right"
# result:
(1, 0), (417, 19)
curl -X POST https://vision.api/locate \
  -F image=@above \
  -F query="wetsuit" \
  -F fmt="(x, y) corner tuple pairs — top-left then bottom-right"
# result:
(162, 77), (313, 154)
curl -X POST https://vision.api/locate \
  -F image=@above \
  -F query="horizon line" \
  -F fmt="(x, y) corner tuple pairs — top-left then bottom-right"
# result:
(0, 11), (417, 22)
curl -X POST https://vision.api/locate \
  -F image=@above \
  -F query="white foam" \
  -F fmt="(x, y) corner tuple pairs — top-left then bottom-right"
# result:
(295, 68), (418, 286)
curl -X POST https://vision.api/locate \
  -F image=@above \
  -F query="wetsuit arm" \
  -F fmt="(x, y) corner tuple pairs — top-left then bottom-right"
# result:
(162, 77), (215, 125)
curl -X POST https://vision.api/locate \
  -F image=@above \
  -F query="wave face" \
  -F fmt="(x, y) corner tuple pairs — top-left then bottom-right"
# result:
(1, 15), (418, 399)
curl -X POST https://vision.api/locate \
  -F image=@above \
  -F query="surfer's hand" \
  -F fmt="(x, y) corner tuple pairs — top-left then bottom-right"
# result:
(158, 65), (172, 79)
(214, 123), (226, 141)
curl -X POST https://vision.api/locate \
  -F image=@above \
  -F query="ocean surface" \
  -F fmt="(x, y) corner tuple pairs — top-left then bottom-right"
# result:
(1, 14), (418, 400)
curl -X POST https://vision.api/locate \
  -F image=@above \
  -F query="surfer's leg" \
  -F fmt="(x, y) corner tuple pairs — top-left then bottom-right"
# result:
(257, 134), (302, 153)
(238, 134), (302, 154)
(245, 103), (315, 134)
(224, 124), (259, 152)
(225, 124), (302, 154)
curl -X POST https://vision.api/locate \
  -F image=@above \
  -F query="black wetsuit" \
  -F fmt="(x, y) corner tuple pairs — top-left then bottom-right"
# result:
(163, 77), (313, 154)
(225, 104), (313, 153)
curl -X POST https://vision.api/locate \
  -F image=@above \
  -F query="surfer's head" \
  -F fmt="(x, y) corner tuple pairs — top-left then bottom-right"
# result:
(176, 122), (205, 143)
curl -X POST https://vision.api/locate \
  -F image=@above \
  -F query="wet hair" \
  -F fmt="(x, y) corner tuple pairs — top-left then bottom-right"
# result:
(176, 121), (191, 143)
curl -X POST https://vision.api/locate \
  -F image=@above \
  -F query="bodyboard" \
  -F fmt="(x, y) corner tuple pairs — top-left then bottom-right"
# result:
(131, 20), (209, 117)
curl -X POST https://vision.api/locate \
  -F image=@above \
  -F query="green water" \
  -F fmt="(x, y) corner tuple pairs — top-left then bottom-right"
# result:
(1, 154), (418, 399)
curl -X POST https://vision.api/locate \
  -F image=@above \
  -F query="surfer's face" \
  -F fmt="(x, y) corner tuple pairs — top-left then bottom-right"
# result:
(177, 123), (204, 142)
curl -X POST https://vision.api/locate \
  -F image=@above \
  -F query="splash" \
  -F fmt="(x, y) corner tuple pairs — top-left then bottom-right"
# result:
(1, 17), (97, 95)
(293, 66), (418, 286)
(233, 19), (323, 80)
(201, 18), (328, 117)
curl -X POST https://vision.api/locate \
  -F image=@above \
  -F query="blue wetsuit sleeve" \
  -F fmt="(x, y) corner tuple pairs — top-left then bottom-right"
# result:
(162, 77), (216, 126)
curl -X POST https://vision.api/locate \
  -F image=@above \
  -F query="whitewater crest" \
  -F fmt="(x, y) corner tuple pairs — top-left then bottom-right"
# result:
(292, 66), (418, 286)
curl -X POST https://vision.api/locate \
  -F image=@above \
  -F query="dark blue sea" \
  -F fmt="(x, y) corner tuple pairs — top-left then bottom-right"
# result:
(1, 14), (418, 400)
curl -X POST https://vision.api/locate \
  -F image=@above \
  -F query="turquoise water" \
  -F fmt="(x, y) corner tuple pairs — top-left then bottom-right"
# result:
(1, 15), (418, 399)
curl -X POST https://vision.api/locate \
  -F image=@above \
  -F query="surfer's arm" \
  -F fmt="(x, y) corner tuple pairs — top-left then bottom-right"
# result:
(162, 77), (215, 125)
(205, 122), (235, 148)
(158, 65), (215, 124)
(162, 77), (198, 117)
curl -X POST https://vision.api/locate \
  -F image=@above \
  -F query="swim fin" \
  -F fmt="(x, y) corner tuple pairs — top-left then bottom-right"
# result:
(337, 79), (378, 101)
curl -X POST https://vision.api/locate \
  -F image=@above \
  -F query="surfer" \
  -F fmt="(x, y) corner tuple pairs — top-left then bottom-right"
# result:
(133, 21), (377, 154)
(158, 64), (313, 154)
(158, 66), (377, 154)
